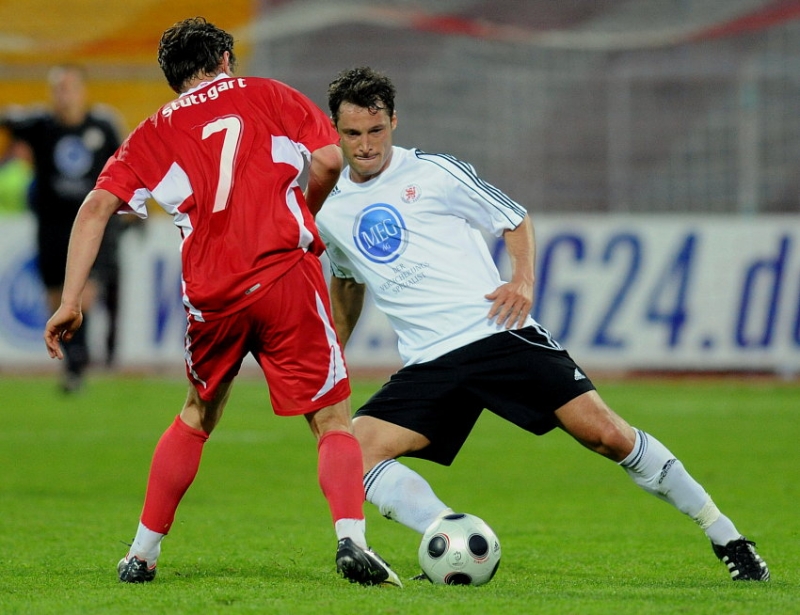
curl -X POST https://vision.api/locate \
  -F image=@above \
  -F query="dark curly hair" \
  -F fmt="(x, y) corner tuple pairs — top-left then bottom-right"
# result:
(158, 17), (237, 93)
(327, 66), (396, 124)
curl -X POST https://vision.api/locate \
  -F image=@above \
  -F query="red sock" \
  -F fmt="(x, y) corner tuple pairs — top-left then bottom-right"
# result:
(317, 430), (365, 523)
(140, 415), (209, 534)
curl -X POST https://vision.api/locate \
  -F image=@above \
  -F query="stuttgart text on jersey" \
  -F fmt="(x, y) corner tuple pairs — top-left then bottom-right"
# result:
(160, 78), (248, 118)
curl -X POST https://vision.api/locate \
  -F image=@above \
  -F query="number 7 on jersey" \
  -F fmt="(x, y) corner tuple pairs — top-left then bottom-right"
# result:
(202, 116), (242, 213)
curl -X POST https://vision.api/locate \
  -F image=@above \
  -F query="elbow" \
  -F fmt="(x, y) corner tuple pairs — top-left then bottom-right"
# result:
(78, 189), (123, 223)
(313, 144), (343, 176)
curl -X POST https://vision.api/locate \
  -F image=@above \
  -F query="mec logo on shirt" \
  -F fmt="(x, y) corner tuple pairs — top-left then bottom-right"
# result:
(353, 203), (407, 264)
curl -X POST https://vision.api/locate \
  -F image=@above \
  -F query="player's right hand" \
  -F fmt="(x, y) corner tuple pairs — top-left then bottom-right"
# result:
(44, 306), (84, 360)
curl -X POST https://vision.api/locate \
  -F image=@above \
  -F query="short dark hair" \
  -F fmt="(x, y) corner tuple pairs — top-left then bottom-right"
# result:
(157, 17), (237, 93)
(327, 67), (396, 124)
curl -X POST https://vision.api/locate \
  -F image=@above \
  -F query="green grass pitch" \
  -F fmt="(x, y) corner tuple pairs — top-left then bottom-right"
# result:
(0, 373), (797, 614)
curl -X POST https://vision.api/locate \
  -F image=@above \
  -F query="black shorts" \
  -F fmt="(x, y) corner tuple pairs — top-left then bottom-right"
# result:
(354, 326), (596, 466)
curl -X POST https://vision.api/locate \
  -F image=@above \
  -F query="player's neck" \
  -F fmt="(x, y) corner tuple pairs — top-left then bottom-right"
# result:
(181, 71), (230, 95)
(56, 106), (86, 127)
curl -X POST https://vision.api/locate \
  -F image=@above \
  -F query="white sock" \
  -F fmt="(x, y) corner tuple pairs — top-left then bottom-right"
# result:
(334, 518), (368, 549)
(364, 459), (451, 534)
(129, 522), (164, 565)
(620, 429), (741, 545)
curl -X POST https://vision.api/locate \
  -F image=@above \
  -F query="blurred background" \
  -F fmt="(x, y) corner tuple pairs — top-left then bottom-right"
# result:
(1, 0), (798, 377)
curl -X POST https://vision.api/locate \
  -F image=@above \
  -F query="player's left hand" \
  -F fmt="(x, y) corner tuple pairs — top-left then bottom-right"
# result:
(485, 280), (533, 330)
(44, 306), (84, 360)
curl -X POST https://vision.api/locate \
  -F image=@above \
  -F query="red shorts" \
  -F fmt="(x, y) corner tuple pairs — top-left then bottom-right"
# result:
(184, 253), (350, 415)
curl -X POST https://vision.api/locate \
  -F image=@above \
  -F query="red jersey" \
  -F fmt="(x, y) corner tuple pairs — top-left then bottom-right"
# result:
(95, 74), (339, 321)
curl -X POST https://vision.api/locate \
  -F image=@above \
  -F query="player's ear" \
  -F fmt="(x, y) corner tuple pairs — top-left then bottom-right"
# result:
(391, 111), (397, 130)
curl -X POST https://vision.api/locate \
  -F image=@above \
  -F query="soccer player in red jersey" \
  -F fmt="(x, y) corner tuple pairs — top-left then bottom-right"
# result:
(43, 17), (400, 587)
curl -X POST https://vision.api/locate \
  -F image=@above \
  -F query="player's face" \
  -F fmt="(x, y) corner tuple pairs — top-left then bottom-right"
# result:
(49, 68), (87, 125)
(334, 102), (397, 183)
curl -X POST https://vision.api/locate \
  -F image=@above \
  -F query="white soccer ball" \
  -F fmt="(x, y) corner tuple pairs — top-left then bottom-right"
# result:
(418, 512), (501, 586)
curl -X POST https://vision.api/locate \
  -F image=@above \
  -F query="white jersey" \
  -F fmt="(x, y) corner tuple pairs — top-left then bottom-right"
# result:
(317, 146), (537, 366)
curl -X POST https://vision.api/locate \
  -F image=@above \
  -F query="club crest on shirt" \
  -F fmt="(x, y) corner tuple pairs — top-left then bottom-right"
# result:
(401, 183), (421, 203)
(54, 134), (93, 178)
(352, 202), (408, 264)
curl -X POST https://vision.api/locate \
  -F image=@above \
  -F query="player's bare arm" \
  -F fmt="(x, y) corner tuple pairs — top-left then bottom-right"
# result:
(329, 275), (366, 348)
(305, 143), (343, 216)
(44, 189), (123, 359)
(485, 214), (535, 330)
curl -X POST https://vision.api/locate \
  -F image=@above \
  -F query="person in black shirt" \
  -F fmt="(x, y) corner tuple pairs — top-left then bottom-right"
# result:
(2, 65), (125, 391)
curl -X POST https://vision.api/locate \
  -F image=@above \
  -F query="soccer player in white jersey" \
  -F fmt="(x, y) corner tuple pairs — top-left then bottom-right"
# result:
(316, 66), (769, 582)
(43, 21), (401, 587)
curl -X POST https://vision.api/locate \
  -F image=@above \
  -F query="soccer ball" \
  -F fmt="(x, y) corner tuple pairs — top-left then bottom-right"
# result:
(418, 512), (501, 586)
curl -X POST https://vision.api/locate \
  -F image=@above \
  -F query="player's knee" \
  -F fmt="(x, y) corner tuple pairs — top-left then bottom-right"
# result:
(180, 384), (227, 433)
(358, 437), (405, 472)
(354, 416), (427, 470)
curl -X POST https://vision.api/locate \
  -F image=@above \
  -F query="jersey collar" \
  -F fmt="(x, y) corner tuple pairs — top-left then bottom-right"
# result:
(181, 72), (233, 97)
